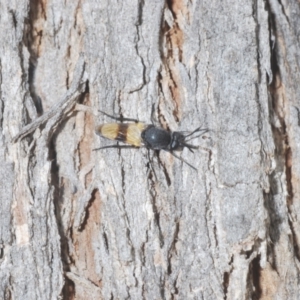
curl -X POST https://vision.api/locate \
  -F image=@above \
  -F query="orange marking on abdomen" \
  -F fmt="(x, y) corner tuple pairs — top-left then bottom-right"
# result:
(125, 123), (146, 147)
(96, 122), (147, 147)
(96, 123), (120, 140)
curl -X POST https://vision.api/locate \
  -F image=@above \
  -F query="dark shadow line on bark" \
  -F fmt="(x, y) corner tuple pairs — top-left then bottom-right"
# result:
(249, 254), (262, 300)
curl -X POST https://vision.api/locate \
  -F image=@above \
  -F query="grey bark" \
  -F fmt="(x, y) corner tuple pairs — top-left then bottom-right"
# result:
(0, 0), (299, 299)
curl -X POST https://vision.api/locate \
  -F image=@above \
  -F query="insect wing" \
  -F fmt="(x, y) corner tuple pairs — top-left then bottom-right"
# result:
(126, 123), (147, 147)
(96, 123), (120, 140)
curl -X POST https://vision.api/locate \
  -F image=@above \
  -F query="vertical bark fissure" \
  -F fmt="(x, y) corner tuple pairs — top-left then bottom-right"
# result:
(161, 0), (184, 121)
(132, 0), (146, 93)
(248, 254), (262, 300)
(25, 0), (47, 116)
(265, 0), (300, 282)
(267, 7), (286, 244)
(223, 255), (234, 299)
(0, 58), (2, 128)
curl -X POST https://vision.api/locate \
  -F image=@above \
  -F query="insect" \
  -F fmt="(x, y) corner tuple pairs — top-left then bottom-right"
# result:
(94, 107), (207, 170)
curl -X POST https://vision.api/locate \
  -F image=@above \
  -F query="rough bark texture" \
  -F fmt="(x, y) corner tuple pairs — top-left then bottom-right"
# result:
(0, 0), (300, 299)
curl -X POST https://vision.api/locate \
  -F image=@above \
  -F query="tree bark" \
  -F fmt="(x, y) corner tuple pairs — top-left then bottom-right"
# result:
(1, 0), (300, 299)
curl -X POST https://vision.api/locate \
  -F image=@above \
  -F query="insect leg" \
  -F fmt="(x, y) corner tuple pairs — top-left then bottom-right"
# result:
(98, 110), (139, 123)
(147, 149), (158, 180)
(93, 145), (139, 151)
(167, 151), (198, 171)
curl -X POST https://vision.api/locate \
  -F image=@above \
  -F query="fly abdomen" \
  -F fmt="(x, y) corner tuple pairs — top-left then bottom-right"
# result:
(96, 122), (147, 147)
(96, 123), (124, 141)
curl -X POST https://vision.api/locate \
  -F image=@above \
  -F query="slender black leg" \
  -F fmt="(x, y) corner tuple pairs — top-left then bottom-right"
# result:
(167, 151), (198, 171)
(93, 145), (139, 151)
(98, 110), (139, 123)
(146, 149), (158, 180)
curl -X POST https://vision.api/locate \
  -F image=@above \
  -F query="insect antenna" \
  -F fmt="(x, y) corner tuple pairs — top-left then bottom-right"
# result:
(184, 127), (208, 142)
